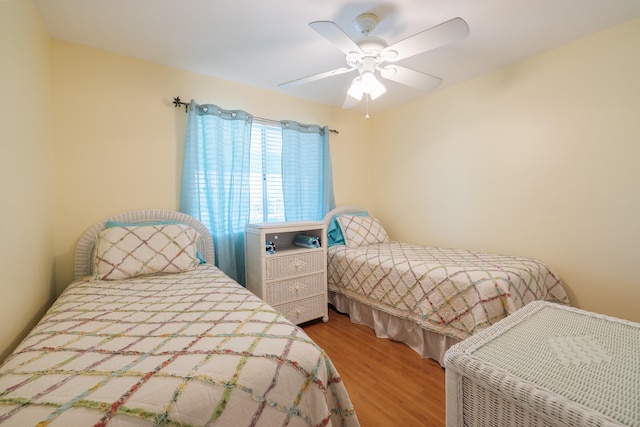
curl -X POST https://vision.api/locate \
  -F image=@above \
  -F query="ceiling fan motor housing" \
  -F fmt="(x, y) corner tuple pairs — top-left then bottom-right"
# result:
(356, 57), (377, 75)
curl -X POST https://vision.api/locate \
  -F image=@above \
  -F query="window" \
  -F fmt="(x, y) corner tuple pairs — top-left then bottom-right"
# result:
(181, 102), (335, 282)
(249, 119), (285, 223)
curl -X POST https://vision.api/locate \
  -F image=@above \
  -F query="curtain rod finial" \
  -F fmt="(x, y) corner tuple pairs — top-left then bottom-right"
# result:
(173, 96), (188, 112)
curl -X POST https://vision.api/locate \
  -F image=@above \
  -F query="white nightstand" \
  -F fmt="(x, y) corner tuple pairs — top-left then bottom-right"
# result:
(244, 221), (328, 324)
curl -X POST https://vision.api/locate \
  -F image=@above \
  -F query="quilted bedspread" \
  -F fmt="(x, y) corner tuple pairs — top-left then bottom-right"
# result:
(328, 242), (569, 341)
(0, 265), (358, 427)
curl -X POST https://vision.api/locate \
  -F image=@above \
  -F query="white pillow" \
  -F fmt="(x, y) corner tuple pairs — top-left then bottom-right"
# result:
(337, 215), (390, 247)
(93, 223), (200, 280)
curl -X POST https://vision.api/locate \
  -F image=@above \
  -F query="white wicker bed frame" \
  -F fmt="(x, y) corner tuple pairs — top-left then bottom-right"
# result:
(73, 209), (215, 280)
(323, 205), (459, 366)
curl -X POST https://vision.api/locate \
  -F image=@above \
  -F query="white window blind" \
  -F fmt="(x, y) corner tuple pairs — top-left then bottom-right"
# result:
(249, 119), (285, 223)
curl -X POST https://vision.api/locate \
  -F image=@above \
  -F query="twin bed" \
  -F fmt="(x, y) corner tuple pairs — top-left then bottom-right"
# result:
(322, 206), (569, 366)
(0, 210), (358, 427)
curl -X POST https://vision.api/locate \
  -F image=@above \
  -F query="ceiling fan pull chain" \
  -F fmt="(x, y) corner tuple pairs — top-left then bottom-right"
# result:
(365, 94), (370, 119)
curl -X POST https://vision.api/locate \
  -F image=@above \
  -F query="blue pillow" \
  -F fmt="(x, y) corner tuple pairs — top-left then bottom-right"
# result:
(104, 220), (206, 264)
(327, 211), (369, 246)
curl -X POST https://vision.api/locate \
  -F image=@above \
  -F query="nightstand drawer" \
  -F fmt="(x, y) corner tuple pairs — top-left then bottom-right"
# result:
(274, 294), (325, 324)
(266, 273), (324, 305)
(265, 251), (324, 280)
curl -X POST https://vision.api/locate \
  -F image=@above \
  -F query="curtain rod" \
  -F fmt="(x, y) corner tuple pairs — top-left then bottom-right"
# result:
(172, 97), (339, 134)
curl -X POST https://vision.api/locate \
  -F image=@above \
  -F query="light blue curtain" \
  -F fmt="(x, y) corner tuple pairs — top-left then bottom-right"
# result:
(281, 121), (335, 221)
(180, 100), (253, 283)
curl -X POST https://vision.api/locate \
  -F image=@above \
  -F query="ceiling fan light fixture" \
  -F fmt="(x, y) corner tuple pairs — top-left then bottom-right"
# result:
(347, 77), (364, 100)
(360, 71), (386, 100)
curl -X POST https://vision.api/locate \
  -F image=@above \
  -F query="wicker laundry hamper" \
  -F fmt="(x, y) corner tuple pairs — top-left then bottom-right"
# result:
(445, 301), (639, 427)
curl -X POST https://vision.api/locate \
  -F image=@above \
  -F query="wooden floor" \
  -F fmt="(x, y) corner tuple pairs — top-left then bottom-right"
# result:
(302, 307), (446, 427)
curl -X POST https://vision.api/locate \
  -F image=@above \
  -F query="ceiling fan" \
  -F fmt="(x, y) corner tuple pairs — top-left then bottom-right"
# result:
(279, 13), (470, 109)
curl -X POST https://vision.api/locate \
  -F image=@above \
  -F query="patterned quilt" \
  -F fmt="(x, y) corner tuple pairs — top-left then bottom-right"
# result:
(0, 265), (358, 427)
(328, 242), (569, 341)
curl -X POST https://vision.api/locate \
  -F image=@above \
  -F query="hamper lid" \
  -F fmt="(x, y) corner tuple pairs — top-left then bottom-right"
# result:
(469, 303), (639, 426)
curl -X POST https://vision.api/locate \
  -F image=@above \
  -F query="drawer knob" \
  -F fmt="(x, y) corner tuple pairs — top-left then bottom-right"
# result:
(289, 306), (306, 319)
(287, 259), (309, 272)
(289, 282), (305, 294)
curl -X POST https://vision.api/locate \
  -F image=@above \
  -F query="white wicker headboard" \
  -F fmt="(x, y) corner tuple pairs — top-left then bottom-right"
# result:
(73, 209), (215, 280)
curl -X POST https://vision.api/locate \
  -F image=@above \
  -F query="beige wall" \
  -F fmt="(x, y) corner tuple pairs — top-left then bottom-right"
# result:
(0, 1), (55, 360)
(371, 17), (640, 322)
(50, 40), (374, 294)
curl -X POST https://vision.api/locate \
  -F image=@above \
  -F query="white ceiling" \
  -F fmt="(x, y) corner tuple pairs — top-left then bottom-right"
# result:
(34, 0), (640, 114)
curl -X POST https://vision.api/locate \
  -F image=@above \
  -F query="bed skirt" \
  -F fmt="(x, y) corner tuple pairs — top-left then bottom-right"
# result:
(328, 291), (459, 367)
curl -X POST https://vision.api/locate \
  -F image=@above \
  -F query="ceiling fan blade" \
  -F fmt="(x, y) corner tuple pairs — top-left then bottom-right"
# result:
(379, 65), (442, 92)
(309, 21), (363, 55)
(382, 17), (469, 62)
(278, 67), (354, 88)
